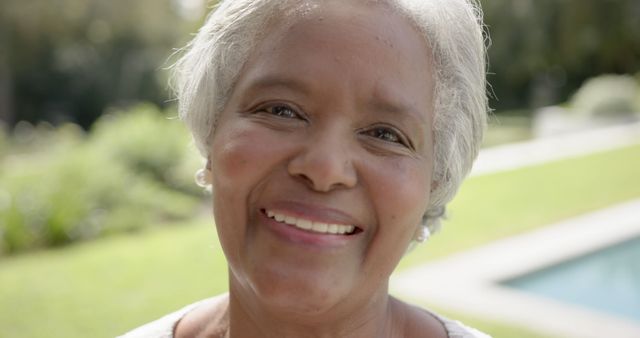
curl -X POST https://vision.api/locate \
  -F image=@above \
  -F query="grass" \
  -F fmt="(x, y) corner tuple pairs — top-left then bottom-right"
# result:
(401, 143), (640, 268)
(1, 144), (639, 338)
(0, 220), (228, 338)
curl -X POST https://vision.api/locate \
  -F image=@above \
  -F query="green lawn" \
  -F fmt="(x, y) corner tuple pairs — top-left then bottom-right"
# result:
(1, 144), (639, 338)
(0, 221), (228, 338)
(401, 143), (640, 268)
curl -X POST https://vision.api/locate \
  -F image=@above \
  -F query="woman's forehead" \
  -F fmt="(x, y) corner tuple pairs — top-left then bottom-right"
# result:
(266, 1), (413, 47)
(239, 2), (435, 112)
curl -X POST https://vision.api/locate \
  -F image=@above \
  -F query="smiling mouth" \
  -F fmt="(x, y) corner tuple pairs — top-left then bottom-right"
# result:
(263, 209), (360, 235)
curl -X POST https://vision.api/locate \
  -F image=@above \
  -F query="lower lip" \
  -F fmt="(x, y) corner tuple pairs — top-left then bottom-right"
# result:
(261, 211), (356, 248)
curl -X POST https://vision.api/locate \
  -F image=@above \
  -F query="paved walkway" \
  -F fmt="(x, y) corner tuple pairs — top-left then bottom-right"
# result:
(471, 120), (640, 176)
(391, 122), (640, 338)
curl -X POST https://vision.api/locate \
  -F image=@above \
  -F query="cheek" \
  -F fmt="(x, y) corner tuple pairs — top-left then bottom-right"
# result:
(367, 158), (431, 248)
(209, 122), (285, 257)
(211, 122), (285, 191)
(381, 159), (429, 216)
(212, 126), (261, 187)
(355, 157), (431, 280)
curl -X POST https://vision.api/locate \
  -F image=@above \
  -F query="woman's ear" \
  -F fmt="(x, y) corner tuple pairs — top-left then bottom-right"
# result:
(206, 157), (212, 171)
(430, 180), (439, 193)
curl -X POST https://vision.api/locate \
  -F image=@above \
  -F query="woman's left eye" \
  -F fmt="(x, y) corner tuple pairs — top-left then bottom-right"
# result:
(262, 104), (300, 119)
(364, 126), (410, 147)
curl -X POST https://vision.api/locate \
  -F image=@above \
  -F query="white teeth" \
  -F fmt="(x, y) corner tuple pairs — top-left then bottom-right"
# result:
(266, 210), (355, 235)
(312, 222), (328, 233)
(284, 216), (296, 225)
(327, 224), (338, 234)
(297, 219), (313, 230)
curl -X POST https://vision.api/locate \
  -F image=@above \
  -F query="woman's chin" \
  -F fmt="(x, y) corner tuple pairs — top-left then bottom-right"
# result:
(242, 267), (355, 317)
(226, 228), (368, 315)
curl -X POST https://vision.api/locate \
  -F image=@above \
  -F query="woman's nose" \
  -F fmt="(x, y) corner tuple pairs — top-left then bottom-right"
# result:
(287, 133), (358, 192)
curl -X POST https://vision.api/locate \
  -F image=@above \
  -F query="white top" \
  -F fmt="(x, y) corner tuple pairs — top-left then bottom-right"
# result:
(118, 294), (491, 338)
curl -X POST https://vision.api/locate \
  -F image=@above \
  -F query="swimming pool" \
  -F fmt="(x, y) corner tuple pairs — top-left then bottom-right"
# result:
(503, 236), (640, 322)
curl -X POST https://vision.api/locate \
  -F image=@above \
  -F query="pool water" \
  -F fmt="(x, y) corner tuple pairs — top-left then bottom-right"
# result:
(503, 236), (640, 322)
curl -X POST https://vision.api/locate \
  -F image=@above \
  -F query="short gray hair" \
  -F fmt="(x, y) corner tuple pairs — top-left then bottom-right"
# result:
(171, 0), (488, 233)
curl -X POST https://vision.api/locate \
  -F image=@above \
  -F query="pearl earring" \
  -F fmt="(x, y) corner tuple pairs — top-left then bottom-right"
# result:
(195, 168), (212, 187)
(415, 226), (431, 243)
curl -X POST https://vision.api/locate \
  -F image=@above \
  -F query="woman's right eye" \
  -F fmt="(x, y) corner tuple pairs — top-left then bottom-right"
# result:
(259, 104), (301, 119)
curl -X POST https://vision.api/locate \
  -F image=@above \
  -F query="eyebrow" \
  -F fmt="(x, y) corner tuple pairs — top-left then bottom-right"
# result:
(242, 75), (312, 98)
(367, 97), (429, 126)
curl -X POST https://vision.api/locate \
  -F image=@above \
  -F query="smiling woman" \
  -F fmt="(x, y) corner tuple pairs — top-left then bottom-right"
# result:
(119, 0), (488, 337)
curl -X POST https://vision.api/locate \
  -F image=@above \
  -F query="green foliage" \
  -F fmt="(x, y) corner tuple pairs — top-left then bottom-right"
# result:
(0, 105), (202, 255)
(480, 0), (640, 110)
(0, 123), (7, 160)
(0, 0), (200, 127)
(570, 74), (640, 117)
(89, 104), (204, 195)
(2, 0), (640, 127)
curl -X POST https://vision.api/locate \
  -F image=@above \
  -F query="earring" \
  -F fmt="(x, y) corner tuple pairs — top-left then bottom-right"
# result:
(195, 168), (212, 187)
(414, 226), (431, 243)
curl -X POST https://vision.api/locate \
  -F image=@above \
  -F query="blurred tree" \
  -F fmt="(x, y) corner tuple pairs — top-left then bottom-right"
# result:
(0, 0), (204, 128)
(1, 0), (639, 125)
(481, 0), (640, 111)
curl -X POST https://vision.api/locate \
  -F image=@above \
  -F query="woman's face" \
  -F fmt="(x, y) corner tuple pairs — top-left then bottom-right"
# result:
(209, 2), (435, 315)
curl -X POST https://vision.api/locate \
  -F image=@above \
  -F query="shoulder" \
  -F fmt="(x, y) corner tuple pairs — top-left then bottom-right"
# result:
(118, 294), (228, 338)
(174, 294), (229, 338)
(433, 314), (492, 338)
(394, 297), (492, 338)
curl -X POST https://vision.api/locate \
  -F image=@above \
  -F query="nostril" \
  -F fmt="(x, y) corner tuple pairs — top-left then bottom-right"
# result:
(293, 172), (317, 189)
(287, 144), (358, 192)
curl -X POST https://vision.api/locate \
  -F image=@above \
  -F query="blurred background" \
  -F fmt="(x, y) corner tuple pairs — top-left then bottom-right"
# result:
(0, 0), (639, 337)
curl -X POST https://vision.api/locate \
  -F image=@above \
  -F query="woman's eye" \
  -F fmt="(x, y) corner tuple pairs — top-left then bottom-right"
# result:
(366, 127), (404, 144)
(262, 104), (300, 119)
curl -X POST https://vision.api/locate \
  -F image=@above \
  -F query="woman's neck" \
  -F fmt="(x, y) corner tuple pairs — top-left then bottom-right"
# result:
(226, 283), (404, 338)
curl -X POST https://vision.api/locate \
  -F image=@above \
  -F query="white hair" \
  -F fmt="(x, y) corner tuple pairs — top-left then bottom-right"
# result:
(171, 0), (489, 233)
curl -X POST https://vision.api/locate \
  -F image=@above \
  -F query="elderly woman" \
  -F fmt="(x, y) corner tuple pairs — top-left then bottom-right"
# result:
(121, 0), (488, 337)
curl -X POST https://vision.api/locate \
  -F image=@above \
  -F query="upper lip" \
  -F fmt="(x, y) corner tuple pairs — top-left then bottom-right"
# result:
(262, 200), (365, 231)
